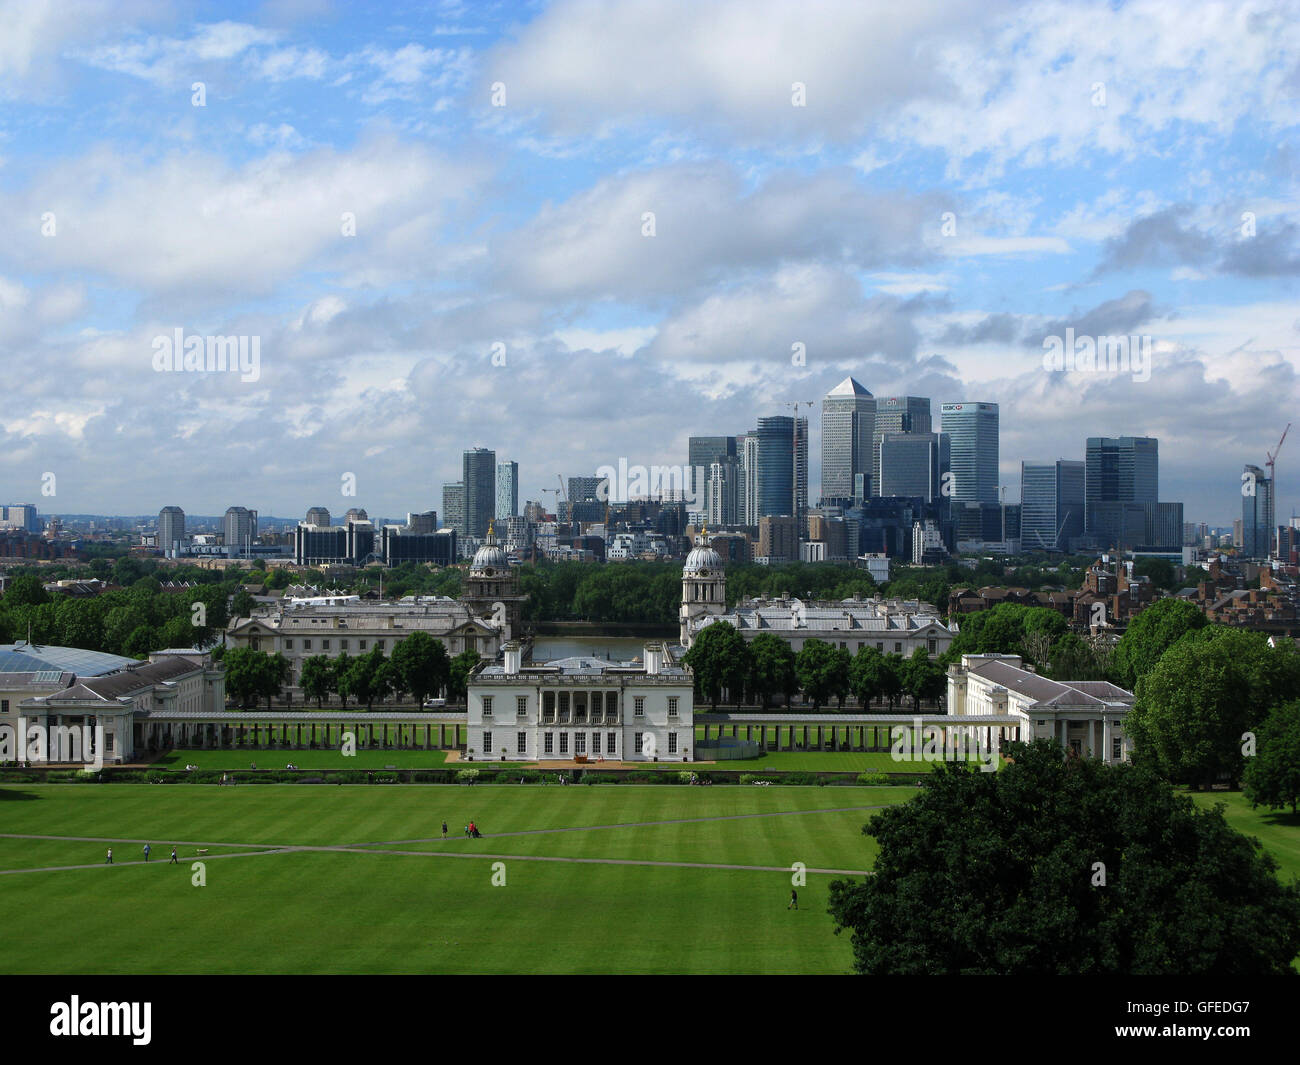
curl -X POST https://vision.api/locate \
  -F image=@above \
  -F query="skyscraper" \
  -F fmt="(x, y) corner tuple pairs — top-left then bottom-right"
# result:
(158, 506), (186, 557)
(871, 396), (930, 497)
(1085, 436), (1158, 543)
(496, 460), (519, 520)
(463, 447), (496, 538)
(739, 431), (759, 526)
(305, 506), (331, 527)
(706, 460), (740, 526)
(688, 435), (737, 514)
(820, 377), (874, 503)
(756, 416), (795, 519)
(1020, 460), (1085, 552)
(940, 402), (1000, 504)
(223, 506), (258, 556)
(442, 481), (466, 536)
(878, 432), (946, 501)
(1242, 464), (1274, 558)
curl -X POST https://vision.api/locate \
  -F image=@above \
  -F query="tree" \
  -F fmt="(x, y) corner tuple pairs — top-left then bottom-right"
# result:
(345, 647), (391, 711)
(331, 652), (353, 707)
(1112, 598), (1206, 690)
(2, 574), (48, 608)
(391, 631), (451, 707)
(448, 648), (482, 704)
(681, 622), (750, 709)
(827, 739), (1300, 975)
(849, 646), (888, 709)
(222, 647), (265, 708)
(300, 655), (333, 709)
(796, 639), (848, 710)
(747, 633), (797, 708)
(900, 647), (945, 711)
(1243, 700), (1300, 814)
(230, 589), (255, 621)
(1128, 627), (1300, 787)
(258, 652), (291, 710)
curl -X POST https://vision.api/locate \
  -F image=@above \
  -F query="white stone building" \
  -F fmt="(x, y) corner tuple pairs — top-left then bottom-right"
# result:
(946, 653), (1135, 762)
(468, 642), (694, 762)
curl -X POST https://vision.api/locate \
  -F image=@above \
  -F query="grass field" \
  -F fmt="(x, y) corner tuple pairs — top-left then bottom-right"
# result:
(3, 784), (1292, 975)
(0, 784), (913, 974)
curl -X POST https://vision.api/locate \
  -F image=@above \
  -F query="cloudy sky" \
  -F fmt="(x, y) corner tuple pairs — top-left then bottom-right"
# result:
(2, 0), (1298, 526)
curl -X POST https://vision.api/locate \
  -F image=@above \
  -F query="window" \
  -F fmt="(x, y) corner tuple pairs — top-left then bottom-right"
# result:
(668, 732), (678, 754)
(607, 691), (618, 714)
(516, 696), (528, 717)
(928, 639), (936, 653)
(592, 691), (603, 714)
(322, 639), (330, 650)
(634, 696), (645, 717)
(251, 638), (260, 651)
(634, 732), (644, 754)
(543, 691), (555, 716)
(340, 639), (349, 650)
(517, 732), (527, 754)
(0, 699), (8, 714)
(377, 640), (386, 652)
(575, 733), (586, 755)
(591, 732), (601, 755)
(105, 733), (114, 752)
(559, 692), (570, 713)
(482, 730), (493, 753)
(284, 639), (294, 650)
(668, 697), (679, 718)
(544, 732), (554, 754)
(303, 639), (312, 651)
(559, 733), (569, 755)
(482, 696), (493, 717)
(1111, 738), (1123, 760)
(876, 642), (883, 651)
(359, 640), (367, 650)
(607, 732), (616, 753)
(894, 642), (902, 653)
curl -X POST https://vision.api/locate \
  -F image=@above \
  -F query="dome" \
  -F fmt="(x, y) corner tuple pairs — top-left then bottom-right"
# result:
(470, 521), (509, 576)
(683, 543), (724, 576)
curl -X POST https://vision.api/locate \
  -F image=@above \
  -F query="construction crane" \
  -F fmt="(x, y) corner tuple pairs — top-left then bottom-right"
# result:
(1266, 424), (1291, 556)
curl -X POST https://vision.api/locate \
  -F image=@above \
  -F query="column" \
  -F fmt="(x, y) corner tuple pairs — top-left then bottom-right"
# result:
(1088, 719), (1096, 759)
(802, 725), (809, 750)
(816, 726), (823, 750)
(1103, 716), (1112, 763)
(439, 724), (446, 748)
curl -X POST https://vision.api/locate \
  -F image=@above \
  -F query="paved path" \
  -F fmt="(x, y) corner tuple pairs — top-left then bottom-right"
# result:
(350, 803), (892, 848)
(0, 804), (887, 878)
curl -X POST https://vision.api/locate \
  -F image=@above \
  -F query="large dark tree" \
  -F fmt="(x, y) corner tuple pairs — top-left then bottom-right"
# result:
(391, 631), (451, 707)
(1244, 699), (1300, 815)
(1112, 597), (1207, 690)
(828, 739), (1300, 974)
(899, 647), (946, 711)
(746, 632), (797, 708)
(681, 621), (750, 709)
(448, 648), (482, 704)
(1128, 627), (1300, 787)
(796, 638), (849, 710)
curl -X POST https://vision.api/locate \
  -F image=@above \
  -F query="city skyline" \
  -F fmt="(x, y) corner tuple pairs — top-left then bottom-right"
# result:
(1, 3), (1295, 527)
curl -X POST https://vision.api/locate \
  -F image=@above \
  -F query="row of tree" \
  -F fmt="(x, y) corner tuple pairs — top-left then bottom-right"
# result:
(680, 624), (946, 712)
(219, 633), (483, 711)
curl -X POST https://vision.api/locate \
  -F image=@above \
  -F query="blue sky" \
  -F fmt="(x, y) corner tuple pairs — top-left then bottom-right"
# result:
(1, 0), (1298, 526)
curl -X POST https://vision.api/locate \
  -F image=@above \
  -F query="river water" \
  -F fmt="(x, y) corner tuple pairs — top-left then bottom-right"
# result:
(529, 635), (667, 662)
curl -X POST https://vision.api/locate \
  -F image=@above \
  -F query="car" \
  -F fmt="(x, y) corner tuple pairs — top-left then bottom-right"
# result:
(422, 698), (446, 708)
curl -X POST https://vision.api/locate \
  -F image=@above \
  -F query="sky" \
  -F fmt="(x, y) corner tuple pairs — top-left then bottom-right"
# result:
(1, 0), (1298, 527)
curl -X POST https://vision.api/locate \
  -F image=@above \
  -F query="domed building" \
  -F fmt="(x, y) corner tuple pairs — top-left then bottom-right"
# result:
(463, 521), (526, 639)
(679, 527), (727, 646)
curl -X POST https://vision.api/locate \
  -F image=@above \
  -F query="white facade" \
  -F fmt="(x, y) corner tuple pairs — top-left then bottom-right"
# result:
(946, 653), (1135, 763)
(468, 642), (694, 762)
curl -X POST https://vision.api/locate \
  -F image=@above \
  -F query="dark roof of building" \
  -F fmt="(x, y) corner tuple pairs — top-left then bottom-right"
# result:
(0, 644), (136, 676)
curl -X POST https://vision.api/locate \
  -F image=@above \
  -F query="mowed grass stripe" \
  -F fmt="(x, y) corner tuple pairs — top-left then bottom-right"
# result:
(0, 850), (854, 974)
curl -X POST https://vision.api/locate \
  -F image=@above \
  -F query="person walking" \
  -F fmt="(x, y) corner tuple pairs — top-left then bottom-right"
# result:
(105, 848), (113, 865)
(169, 847), (178, 865)
(788, 888), (798, 910)
(441, 821), (448, 840)
(143, 843), (151, 862)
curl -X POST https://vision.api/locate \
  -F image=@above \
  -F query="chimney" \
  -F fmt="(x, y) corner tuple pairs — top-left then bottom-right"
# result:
(643, 643), (662, 676)
(503, 641), (521, 675)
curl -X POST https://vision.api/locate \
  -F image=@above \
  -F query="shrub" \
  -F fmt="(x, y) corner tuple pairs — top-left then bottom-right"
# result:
(456, 768), (480, 785)
(856, 770), (889, 786)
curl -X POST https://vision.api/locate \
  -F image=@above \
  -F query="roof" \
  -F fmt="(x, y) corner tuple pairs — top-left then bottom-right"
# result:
(479, 653), (689, 679)
(25, 655), (204, 705)
(967, 658), (1133, 708)
(0, 643), (137, 677)
(826, 376), (872, 398)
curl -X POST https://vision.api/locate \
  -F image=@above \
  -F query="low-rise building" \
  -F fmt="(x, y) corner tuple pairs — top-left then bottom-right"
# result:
(469, 641), (693, 762)
(947, 653), (1135, 763)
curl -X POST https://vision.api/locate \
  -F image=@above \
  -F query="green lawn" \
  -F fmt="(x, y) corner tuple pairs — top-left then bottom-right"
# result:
(151, 748), (454, 771)
(0, 784), (903, 974)
(1190, 791), (1300, 883)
